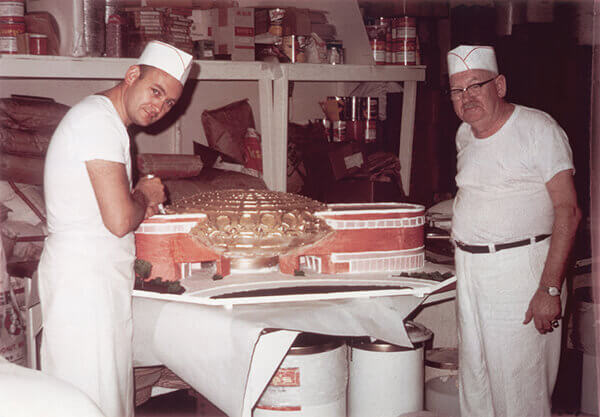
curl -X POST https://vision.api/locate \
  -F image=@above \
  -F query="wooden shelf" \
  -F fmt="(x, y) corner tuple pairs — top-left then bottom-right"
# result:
(0, 55), (274, 81)
(0, 55), (425, 194)
(281, 63), (426, 82)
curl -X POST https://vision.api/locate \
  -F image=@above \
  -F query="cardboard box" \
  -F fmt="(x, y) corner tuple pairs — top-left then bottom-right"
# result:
(282, 7), (311, 36)
(190, 8), (216, 40)
(214, 7), (254, 61)
(303, 142), (365, 183)
(323, 178), (403, 203)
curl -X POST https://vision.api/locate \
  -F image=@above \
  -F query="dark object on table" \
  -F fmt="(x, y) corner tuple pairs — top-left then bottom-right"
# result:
(394, 271), (454, 282)
(134, 276), (185, 295)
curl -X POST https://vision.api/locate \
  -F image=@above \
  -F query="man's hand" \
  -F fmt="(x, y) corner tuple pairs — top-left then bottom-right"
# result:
(134, 175), (166, 208)
(523, 289), (562, 334)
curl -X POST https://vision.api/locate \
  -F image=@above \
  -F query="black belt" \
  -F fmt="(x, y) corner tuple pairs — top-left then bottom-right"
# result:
(455, 234), (551, 254)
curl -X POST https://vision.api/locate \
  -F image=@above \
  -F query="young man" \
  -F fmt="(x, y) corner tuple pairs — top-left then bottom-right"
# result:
(38, 41), (193, 417)
(447, 45), (581, 417)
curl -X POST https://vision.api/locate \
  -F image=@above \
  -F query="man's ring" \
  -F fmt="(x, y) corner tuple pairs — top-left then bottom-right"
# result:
(551, 320), (559, 328)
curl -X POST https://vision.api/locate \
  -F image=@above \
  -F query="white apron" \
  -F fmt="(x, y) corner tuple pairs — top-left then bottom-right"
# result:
(38, 232), (135, 417)
(455, 238), (562, 417)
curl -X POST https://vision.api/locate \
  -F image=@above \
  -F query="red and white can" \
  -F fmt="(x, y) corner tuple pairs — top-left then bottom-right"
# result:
(28, 33), (48, 55)
(394, 40), (417, 66)
(0, 15), (24, 36)
(0, 35), (16, 53)
(332, 120), (346, 143)
(364, 119), (378, 143)
(395, 16), (417, 42)
(362, 97), (379, 120)
(243, 127), (263, 174)
(0, 1), (24, 19)
(370, 39), (386, 65)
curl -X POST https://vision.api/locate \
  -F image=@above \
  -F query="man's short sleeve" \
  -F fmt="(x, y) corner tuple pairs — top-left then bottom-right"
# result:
(532, 117), (575, 183)
(73, 113), (127, 164)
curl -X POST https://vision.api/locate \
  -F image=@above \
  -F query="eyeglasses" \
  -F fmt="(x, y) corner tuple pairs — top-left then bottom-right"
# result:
(448, 77), (497, 101)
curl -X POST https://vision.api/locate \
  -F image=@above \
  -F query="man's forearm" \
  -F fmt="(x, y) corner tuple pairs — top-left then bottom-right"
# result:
(130, 189), (150, 230)
(539, 205), (581, 288)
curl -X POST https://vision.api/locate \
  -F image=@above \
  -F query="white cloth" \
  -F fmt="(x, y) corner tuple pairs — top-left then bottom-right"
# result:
(455, 240), (562, 417)
(452, 105), (574, 244)
(447, 45), (498, 76)
(39, 95), (135, 417)
(0, 356), (106, 417)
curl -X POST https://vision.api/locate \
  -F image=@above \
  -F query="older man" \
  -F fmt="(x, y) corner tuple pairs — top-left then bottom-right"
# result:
(447, 45), (581, 417)
(38, 41), (193, 417)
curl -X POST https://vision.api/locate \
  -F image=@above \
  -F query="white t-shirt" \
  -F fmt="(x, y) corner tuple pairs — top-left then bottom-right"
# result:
(44, 95), (132, 240)
(452, 104), (574, 244)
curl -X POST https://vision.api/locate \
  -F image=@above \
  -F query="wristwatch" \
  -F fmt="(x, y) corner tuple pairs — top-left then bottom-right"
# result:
(539, 285), (561, 296)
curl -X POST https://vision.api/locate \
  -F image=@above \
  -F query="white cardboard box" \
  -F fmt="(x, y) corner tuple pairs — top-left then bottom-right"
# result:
(190, 8), (216, 41)
(214, 7), (254, 61)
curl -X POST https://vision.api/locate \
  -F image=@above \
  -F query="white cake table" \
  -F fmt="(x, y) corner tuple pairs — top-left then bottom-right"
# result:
(132, 262), (455, 417)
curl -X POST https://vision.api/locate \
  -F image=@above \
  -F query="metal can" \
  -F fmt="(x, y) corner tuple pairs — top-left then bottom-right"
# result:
(332, 120), (347, 142)
(346, 96), (364, 121)
(396, 16), (417, 41)
(0, 1), (24, 18)
(313, 118), (332, 142)
(28, 33), (48, 55)
(243, 128), (263, 173)
(0, 35), (17, 53)
(362, 97), (379, 120)
(395, 40), (417, 66)
(364, 119), (378, 143)
(255, 334), (347, 417)
(0, 15), (24, 36)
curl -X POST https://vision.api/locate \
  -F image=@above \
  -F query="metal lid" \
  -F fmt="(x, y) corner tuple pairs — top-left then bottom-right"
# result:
(425, 347), (458, 370)
(350, 321), (432, 352)
(288, 333), (345, 355)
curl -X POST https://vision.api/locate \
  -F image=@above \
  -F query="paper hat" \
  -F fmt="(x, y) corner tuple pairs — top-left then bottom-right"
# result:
(137, 40), (193, 85)
(447, 45), (498, 76)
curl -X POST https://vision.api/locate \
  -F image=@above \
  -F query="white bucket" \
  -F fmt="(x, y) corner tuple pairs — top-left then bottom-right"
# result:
(347, 321), (432, 417)
(254, 334), (347, 417)
(573, 286), (598, 415)
(425, 375), (461, 417)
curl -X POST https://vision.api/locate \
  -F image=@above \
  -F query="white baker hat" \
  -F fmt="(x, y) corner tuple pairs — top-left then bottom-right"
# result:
(447, 45), (498, 76)
(137, 40), (193, 85)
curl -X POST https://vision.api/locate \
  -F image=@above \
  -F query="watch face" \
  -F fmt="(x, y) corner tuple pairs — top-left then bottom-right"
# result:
(548, 287), (560, 296)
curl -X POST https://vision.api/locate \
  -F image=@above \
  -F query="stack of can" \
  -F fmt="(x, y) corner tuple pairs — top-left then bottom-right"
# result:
(345, 96), (365, 142)
(363, 97), (378, 144)
(0, 0), (25, 54)
(392, 16), (417, 66)
(320, 96), (379, 144)
(365, 16), (417, 66)
(364, 17), (389, 66)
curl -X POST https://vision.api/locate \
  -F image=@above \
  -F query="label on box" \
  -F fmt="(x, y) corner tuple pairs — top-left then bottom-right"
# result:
(191, 9), (215, 40)
(344, 152), (364, 169)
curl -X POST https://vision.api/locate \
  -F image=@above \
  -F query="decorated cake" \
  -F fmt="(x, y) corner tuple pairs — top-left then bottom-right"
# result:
(134, 189), (331, 281)
(280, 203), (425, 274)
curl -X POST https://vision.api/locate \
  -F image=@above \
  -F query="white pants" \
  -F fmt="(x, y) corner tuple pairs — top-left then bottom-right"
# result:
(455, 239), (562, 417)
(38, 234), (135, 417)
